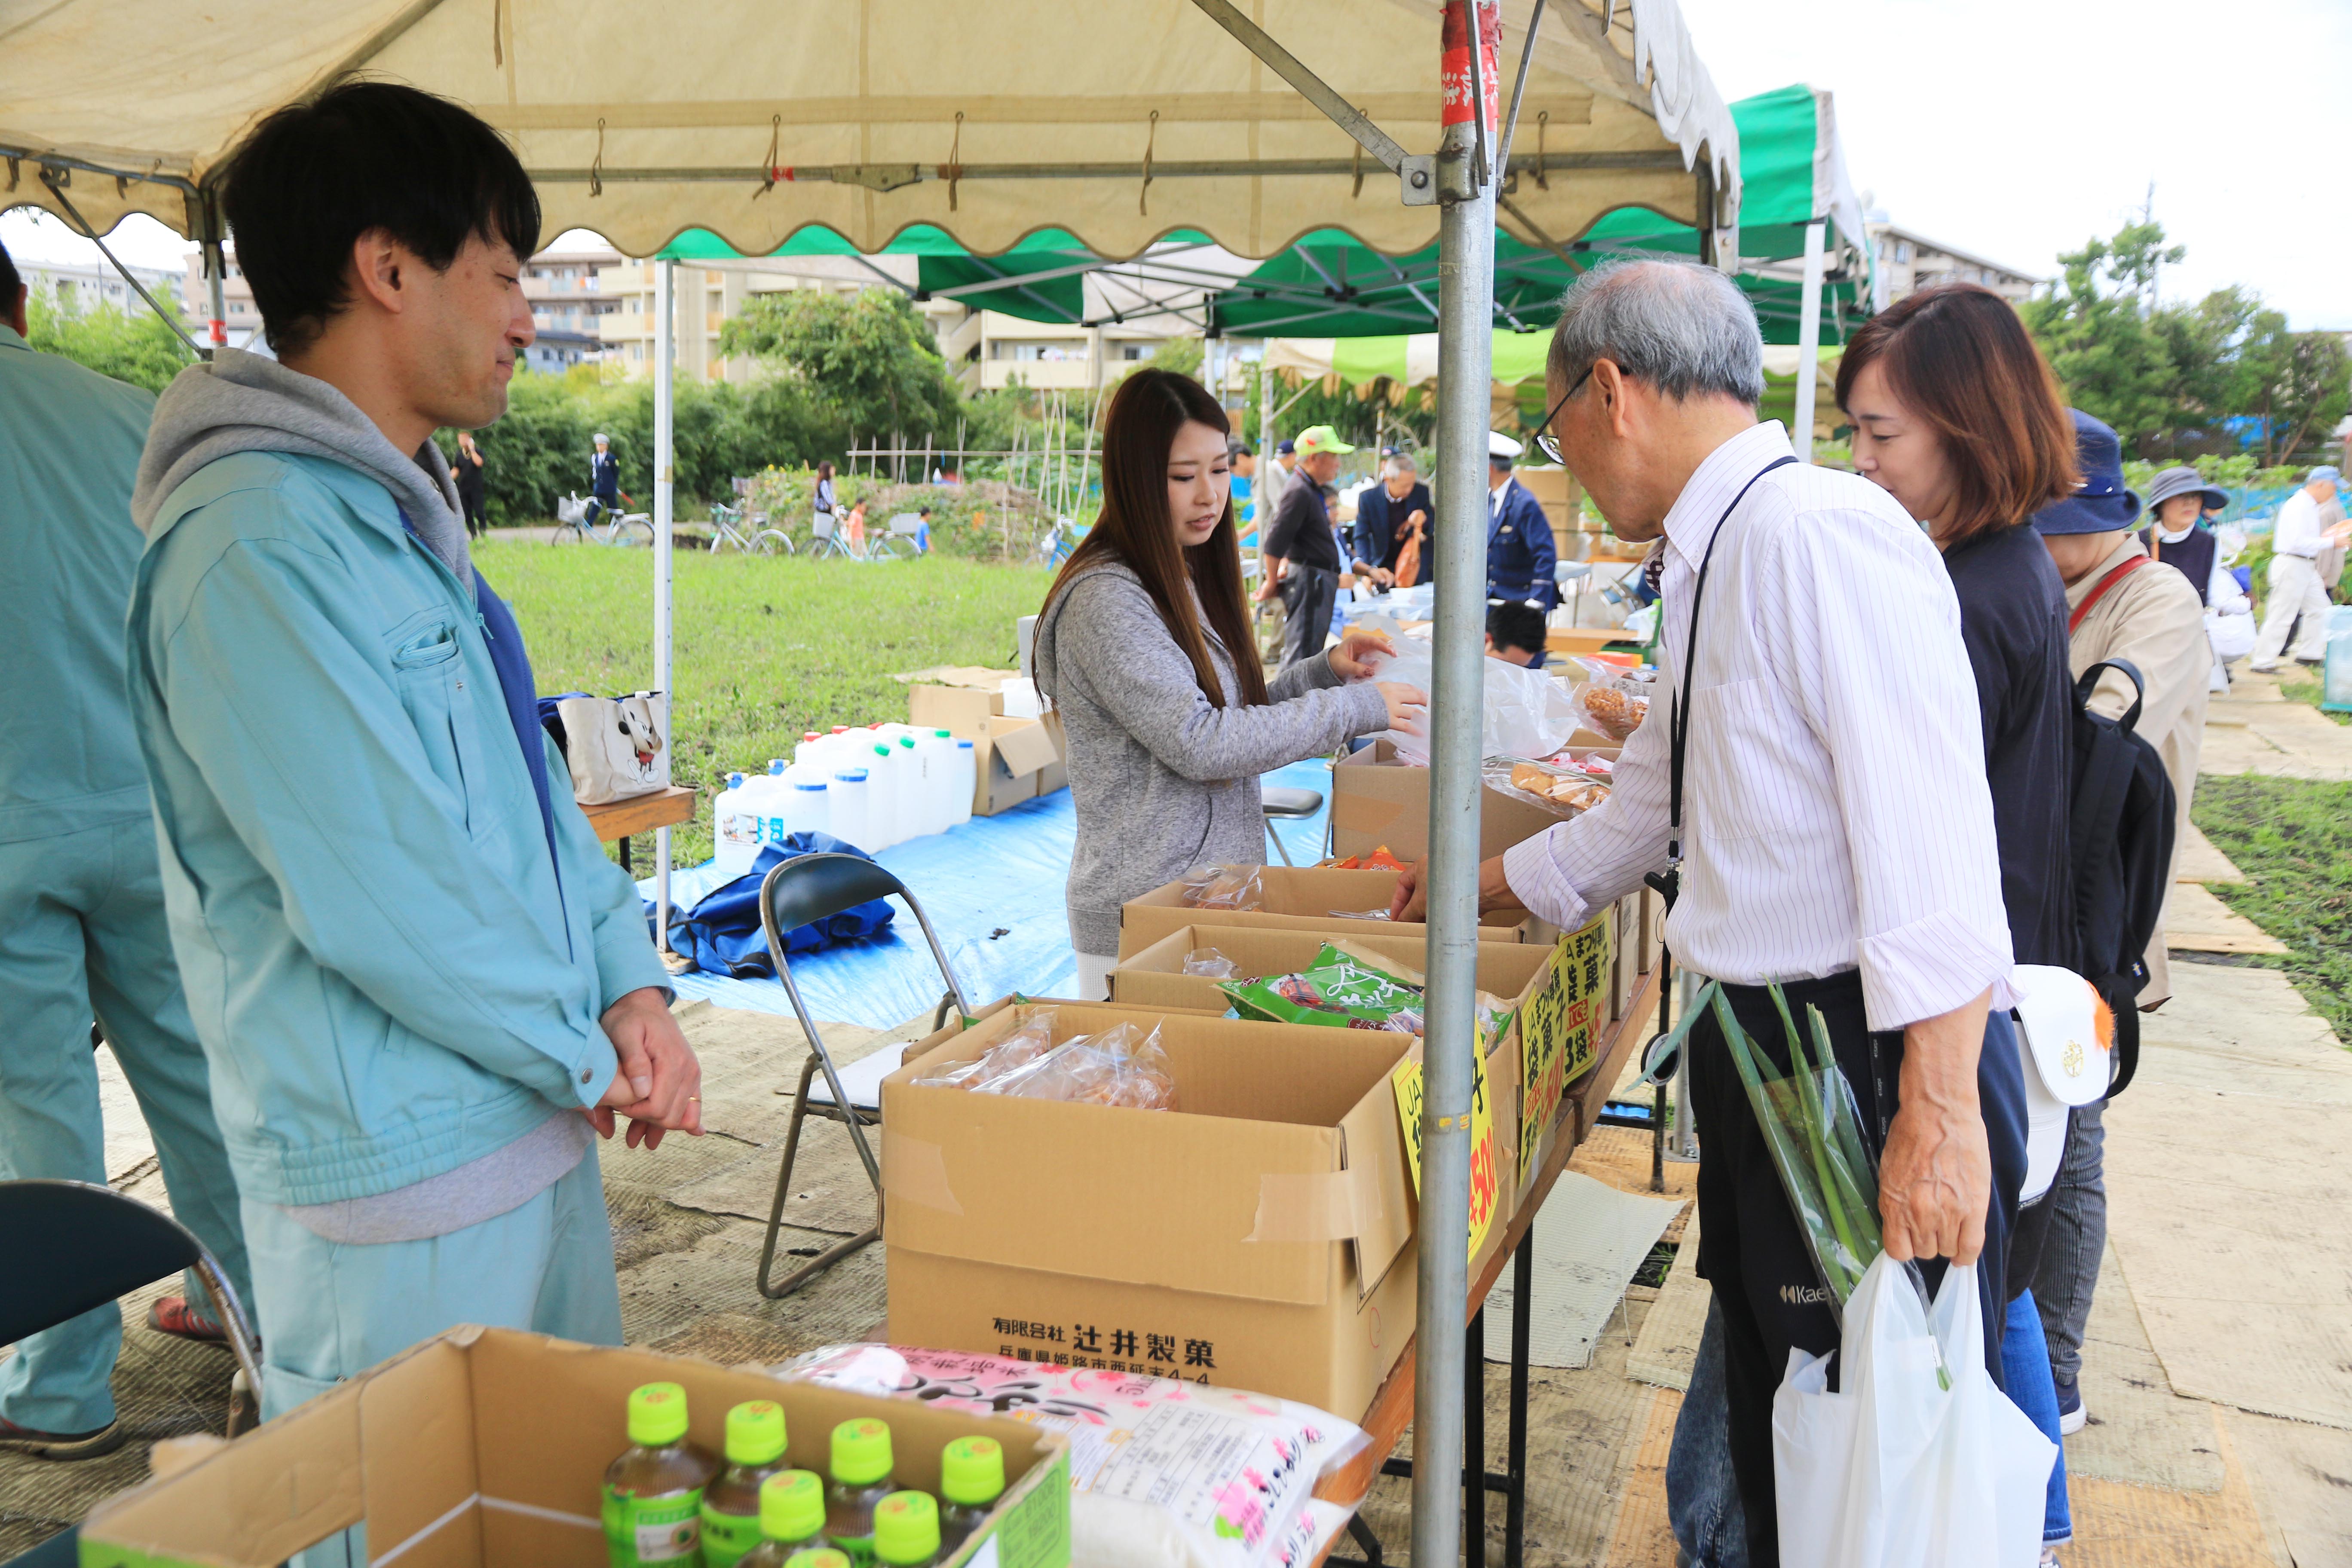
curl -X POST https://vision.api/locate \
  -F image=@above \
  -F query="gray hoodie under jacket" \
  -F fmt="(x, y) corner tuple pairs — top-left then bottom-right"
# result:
(131, 349), (474, 593)
(1033, 560), (1389, 956)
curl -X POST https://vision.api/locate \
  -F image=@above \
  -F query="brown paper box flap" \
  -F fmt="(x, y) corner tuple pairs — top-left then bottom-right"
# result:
(988, 715), (1063, 777)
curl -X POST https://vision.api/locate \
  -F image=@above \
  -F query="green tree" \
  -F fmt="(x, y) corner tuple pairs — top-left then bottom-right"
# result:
(2231, 311), (2349, 465)
(24, 291), (195, 393)
(2021, 220), (2184, 451)
(718, 288), (962, 444)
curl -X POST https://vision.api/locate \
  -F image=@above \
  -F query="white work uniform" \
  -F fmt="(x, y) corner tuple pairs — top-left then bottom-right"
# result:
(2251, 489), (2334, 665)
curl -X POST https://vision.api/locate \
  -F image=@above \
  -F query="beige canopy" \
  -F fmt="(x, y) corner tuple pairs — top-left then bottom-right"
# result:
(2, 0), (1737, 261)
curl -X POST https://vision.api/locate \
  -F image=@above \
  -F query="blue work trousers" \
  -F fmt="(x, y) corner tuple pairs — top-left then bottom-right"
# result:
(0, 815), (252, 1434)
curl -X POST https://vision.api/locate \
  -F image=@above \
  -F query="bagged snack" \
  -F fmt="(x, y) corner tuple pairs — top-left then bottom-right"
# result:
(1322, 845), (1406, 872)
(1494, 758), (1614, 817)
(772, 1345), (1370, 1568)
(973, 1020), (1179, 1111)
(1182, 947), (1239, 978)
(1570, 656), (1650, 741)
(1222, 956), (1426, 1034)
(911, 1007), (1059, 1089)
(1326, 907), (1393, 921)
(1180, 864), (1263, 912)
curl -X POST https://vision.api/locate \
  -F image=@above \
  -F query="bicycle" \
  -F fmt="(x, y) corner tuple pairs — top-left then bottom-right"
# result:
(551, 493), (654, 546)
(708, 501), (794, 556)
(1036, 516), (1081, 568)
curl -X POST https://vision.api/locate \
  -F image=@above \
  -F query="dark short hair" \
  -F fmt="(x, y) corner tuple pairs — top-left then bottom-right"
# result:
(1487, 600), (1546, 654)
(0, 237), (20, 303)
(221, 80), (541, 355)
(1835, 283), (2078, 546)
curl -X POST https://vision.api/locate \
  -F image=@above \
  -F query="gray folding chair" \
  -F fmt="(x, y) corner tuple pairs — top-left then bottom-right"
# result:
(754, 853), (972, 1298)
(1262, 785), (1324, 866)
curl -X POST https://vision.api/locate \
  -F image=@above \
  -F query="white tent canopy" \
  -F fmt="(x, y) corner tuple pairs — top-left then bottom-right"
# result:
(3, 7), (1740, 1558)
(3, 0), (1736, 260)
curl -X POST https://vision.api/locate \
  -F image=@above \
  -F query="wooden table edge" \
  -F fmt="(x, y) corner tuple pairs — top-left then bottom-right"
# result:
(580, 784), (698, 842)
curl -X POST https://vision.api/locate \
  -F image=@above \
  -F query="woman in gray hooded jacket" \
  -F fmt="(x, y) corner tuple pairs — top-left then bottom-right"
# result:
(1032, 370), (1424, 998)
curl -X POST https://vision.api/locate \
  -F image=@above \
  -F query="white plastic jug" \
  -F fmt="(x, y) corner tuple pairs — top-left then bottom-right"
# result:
(781, 772), (830, 840)
(791, 730), (827, 770)
(750, 759), (792, 850)
(949, 738), (976, 827)
(828, 767), (873, 851)
(863, 742), (903, 849)
(893, 734), (933, 838)
(712, 772), (762, 879)
(914, 729), (958, 836)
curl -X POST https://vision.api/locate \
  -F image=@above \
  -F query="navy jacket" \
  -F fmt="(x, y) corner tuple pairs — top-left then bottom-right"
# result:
(1352, 481), (1437, 584)
(590, 450), (621, 504)
(1487, 477), (1558, 609)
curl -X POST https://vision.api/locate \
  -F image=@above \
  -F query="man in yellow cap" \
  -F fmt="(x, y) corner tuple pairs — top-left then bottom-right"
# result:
(1254, 424), (1354, 664)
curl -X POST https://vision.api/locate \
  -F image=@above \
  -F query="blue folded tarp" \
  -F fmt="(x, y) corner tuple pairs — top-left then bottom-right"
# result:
(655, 835), (894, 977)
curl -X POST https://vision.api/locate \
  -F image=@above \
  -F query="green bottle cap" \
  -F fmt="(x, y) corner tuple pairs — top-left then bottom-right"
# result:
(626, 1382), (690, 1447)
(726, 1400), (787, 1466)
(874, 744), (891, 758)
(933, 729), (952, 739)
(760, 1470), (826, 1543)
(873, 1491), (940, 1565)
(898, 735), (916, 748)
(938, 1436), (1005, 1507)
(830, 1418), (894, 1486)
(784, 1553), (851, 1568)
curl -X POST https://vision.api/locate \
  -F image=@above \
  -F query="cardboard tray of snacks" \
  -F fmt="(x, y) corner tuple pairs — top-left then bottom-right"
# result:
(1116, 865), (1546, 961)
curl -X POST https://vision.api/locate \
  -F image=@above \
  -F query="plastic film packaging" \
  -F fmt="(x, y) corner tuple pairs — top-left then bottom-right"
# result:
(772, 1345), (1370, 1568)
(1568, 656), (1651, 741)
(971, 1020), (1179, 1112)
(1487, 758), (1612, 818)
(1357, 640), (1584, 764)
(1182, 948), (1239, 979)
(1180, 865), (1264, 913)
(911, 1007), (1059, 1090)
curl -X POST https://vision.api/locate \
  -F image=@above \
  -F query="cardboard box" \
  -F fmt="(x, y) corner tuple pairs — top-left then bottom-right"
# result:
(1111, 922), (1550, 1019)
(1117, 864), (1544, 960)
(80, 1326), (1070, 1568)
(910, 676), (1068, 817)
(1329, 741), (1565, 863)
(883, 1001), (1421, 1418)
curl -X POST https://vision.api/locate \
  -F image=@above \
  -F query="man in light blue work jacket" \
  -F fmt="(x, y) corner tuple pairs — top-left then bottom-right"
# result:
(0, 245), (253, 1461)
(122, 83), (702, 1461)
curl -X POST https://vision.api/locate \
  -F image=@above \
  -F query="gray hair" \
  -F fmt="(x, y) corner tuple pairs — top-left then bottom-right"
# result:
(1547, 259), (1764, 405)
(1387, 451), (1418, 473)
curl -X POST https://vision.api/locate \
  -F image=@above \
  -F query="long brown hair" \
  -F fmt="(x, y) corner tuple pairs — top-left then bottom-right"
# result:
(1043, 369), (1268, 708)
(1835, 282), (2078, 545)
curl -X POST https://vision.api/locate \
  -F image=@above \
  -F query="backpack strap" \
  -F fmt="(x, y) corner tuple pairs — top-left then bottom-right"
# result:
(2069, 554), (2150, 634)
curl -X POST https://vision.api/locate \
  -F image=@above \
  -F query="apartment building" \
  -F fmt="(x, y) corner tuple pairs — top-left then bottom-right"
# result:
(1868, 222), (2043, 306)
(24, 256), (186, 322)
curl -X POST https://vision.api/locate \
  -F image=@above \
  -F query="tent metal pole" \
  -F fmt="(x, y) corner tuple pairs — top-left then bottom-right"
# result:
(653, 256), (676, 947)
(35, 170), (204, 358)
(1416, 4), (1500, 1564)
(1792, 220), (1826, 463)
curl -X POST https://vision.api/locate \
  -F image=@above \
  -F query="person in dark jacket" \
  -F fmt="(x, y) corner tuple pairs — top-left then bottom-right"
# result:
(1351, 452), (1436, 588)
(453, 429), (488, 537)
(1485, 432), (1558, 608)
(2138, 466), (2229, 607)
(589, 432), (629, 523)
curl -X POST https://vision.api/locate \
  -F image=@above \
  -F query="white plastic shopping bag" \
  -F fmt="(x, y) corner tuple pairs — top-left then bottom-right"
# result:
(1772, 1257), (2055, 1568)
(553, 690), (670, 804)
(1356, 626), (1581, 763)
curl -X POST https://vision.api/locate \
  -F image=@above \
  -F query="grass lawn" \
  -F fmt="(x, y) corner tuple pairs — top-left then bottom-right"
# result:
(480, 540), (1054, 867)
(2192, 774), (2352, 1045)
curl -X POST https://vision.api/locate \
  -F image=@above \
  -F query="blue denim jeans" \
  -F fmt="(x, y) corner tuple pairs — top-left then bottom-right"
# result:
(1668, 1300), (1749, 1568)
(2031, 1099), (2106, 1394)
(2001, 1288), (2073, 1544)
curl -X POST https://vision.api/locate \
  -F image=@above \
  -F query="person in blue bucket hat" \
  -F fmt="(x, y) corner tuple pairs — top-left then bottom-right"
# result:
(2028, 409), (2212, 1438)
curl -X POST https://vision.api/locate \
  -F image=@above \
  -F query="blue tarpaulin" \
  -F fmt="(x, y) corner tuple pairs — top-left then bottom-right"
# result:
(637, 758), (1337, 1029)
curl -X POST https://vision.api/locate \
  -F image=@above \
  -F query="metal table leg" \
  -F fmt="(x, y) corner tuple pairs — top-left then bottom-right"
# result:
(1466, 1308), (1486, 1568)
(1507, 1231), (1532, 1564)
(618, 834), (633, 874)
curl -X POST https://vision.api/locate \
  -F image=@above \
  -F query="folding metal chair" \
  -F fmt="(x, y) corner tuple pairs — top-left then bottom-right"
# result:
(1262, 785), (1324, 866)
(0, 1180), (264, 1435)
(754, 853), (972, 1298)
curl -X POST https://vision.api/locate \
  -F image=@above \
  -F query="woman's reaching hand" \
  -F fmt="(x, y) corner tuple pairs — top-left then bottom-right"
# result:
(1328, 627), (1396, 681)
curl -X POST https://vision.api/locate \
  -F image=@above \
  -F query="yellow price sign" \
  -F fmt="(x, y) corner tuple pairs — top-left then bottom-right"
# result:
(1391, 1043), (1497, 1267)
(1516, 914), (1612, 1185)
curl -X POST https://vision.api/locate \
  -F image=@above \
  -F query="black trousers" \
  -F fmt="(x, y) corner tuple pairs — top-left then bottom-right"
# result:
(1279, 565), (1338, 666)
(1689, 970), (2027, 1567)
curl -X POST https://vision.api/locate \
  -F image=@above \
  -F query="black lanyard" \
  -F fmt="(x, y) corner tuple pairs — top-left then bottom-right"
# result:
(1644, 455), (1798, 913)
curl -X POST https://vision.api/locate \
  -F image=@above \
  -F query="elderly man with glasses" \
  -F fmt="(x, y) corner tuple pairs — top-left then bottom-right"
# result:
(1395, 258), (2028, 1567)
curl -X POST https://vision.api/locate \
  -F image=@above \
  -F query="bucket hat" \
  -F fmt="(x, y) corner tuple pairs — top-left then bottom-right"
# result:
(2031, 411), (2142, 536)
(2144, 466), (2227, 515)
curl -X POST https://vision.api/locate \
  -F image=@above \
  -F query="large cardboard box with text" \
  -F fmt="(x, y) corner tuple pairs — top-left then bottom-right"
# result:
(882, 1001), (1422, 1418)
(1116, 864), (1546, 960)
(907, 668), (1068, 816)
(78, 1326), (1070, 1568)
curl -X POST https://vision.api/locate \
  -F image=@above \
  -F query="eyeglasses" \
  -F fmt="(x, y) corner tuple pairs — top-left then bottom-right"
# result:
(1533, 363), (1595, 464)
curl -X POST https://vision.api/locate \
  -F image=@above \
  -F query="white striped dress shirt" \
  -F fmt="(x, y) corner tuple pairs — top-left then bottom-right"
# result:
(1502, 422), (2015, 1031)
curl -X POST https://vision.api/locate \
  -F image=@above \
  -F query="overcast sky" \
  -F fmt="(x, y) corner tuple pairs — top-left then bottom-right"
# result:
(1678, 0), (2352, 328)
(6, 0), (2346, 328)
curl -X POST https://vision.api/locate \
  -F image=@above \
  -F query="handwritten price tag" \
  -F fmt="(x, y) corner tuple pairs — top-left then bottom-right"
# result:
(1392, 1043), (1497, 1267)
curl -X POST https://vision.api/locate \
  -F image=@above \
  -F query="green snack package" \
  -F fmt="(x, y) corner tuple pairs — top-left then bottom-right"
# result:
(1221, 957), (1427, 1032)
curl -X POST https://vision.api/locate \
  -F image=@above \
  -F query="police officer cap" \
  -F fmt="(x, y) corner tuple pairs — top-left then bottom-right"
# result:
(1488, 431), (1524, 461)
